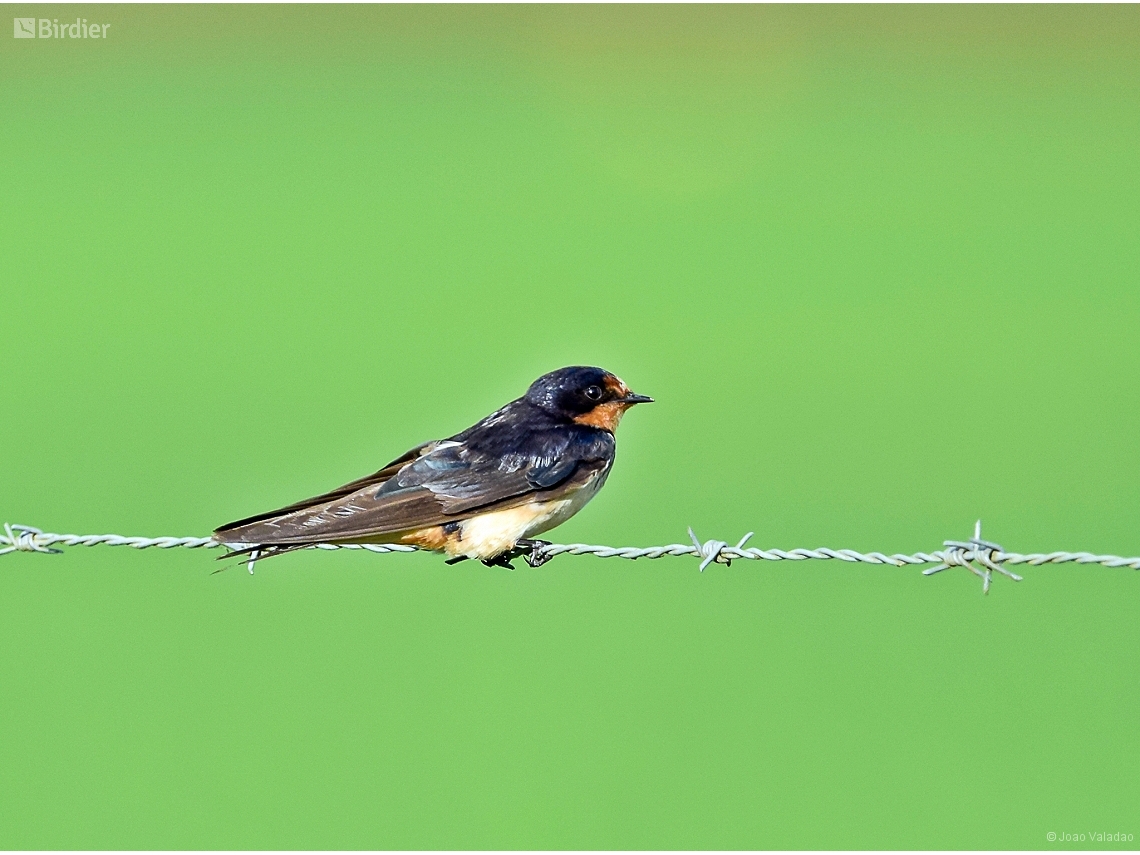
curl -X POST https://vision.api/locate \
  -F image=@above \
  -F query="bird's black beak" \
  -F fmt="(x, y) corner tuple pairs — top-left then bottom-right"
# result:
(617, 393), (654, 405)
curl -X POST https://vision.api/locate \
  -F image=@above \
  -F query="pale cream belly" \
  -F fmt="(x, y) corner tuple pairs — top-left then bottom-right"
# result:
(449, 475), (605, 560)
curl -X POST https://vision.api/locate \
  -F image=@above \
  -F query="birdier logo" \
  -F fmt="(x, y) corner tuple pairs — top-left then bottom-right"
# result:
(13, 17), (111, 38)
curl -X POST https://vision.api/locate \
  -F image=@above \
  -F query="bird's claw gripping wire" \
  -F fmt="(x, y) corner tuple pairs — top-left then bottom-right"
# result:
(516, 539), (554, 568)
(480, 539), (554, 570)
(923, 520), (1022, 594)
(0, 524), (61, 556)
(688, 528), (754, 571)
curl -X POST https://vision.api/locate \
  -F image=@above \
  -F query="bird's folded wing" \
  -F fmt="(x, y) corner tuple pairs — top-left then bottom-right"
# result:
(214, 433), (611, 546)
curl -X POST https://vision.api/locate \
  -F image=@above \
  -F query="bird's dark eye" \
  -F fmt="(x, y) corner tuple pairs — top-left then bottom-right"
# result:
(584, 385), (604, 401)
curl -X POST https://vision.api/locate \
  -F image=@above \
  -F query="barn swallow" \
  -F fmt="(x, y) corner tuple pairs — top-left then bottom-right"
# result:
(214, 366), (652, 569)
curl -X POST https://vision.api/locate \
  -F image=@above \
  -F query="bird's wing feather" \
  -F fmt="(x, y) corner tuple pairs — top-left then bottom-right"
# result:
(214, 430), (614, 546)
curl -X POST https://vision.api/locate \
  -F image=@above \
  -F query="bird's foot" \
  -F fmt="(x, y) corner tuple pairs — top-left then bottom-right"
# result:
(480, 540), (553, 570)
(516, 539), (553, 568)
(445, 555), (470, 565)
(482, 553), (516, 570)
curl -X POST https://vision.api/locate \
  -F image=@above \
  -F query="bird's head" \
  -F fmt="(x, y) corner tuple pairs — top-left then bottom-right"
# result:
(525, 366), (653, 432)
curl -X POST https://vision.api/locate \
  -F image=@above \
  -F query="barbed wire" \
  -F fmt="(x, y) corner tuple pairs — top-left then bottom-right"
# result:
(4, 520), (1139, 594)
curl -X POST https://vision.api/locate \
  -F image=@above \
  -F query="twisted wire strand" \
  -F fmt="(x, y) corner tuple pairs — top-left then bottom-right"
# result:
(4, 521), (1139, 593)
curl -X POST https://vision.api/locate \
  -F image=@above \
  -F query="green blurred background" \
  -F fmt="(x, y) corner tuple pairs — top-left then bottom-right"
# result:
(1, 5), (1138, 848)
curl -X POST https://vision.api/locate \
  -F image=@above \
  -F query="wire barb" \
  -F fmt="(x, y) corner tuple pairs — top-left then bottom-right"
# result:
(687, 528), (754, 571)
(3, 520), (1139, 595)
(922, 520), (1024, 594)
(0, 524), (62, 556)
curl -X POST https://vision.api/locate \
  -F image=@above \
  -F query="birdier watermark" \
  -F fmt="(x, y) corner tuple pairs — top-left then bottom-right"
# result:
(1047, 831), (1133, 843)
(13, 17), (110, 39)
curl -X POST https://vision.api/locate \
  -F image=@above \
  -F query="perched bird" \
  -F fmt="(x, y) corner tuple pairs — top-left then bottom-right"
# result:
(214, 366), (652, 569)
